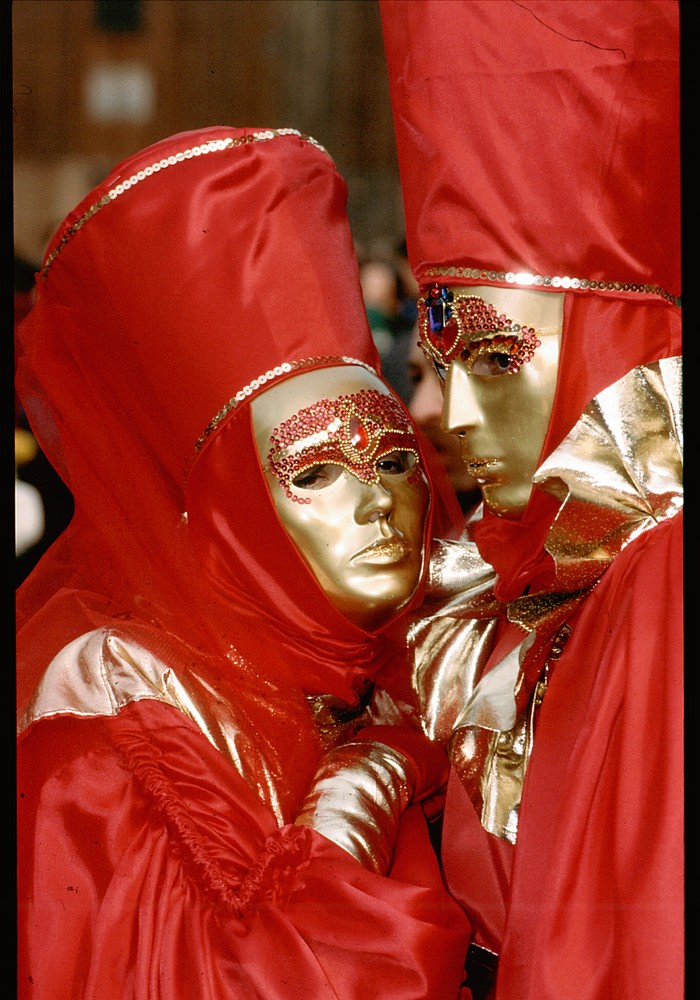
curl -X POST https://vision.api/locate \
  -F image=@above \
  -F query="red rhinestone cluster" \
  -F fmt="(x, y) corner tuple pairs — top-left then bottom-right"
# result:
(267, 389), (418, 501)
(508, 328), (541, 373)
(419, 288), (543, 374)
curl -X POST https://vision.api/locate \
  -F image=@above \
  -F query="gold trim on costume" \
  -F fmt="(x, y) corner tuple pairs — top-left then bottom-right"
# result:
(41, 129), (329, 279)
(424, 265), (678, 305)
(193, 356), (379, 455)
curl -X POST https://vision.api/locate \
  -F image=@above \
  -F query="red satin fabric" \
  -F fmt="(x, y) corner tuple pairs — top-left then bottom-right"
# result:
(381, 0), (680, 296)
(440, 516), (684, 998)
(18, 699), (469, 1000)
(502, 514), (684, 998)
(15, 128), (469, 996)
(380, 3), (683, 996)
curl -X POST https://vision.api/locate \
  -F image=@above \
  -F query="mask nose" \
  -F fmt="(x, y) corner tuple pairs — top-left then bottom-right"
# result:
(442, 362), (482, 436)
(357, 478), (394, 525)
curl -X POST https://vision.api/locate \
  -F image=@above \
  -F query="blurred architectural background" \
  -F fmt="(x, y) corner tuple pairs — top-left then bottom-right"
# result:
(13, 0), (405, 267)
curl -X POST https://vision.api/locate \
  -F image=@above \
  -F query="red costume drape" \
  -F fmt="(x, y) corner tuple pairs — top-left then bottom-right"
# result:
(439, 512), (683, 998)
(380, 3), (683, 996)
(16, 127), (470, 998)
(19, 698), (467, 999)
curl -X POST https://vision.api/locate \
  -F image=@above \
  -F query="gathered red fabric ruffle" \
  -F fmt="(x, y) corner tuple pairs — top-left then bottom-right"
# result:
(18, 698), (471, 1000)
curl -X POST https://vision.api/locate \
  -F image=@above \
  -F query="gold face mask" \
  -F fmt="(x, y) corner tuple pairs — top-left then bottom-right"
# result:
(419, 285), (563, 518)
(251, 366), (430, 632)
(406, 332), (479, 499)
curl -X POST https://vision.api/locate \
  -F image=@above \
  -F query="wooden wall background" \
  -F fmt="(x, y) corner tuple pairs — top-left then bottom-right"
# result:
(13, 0), (404, 266)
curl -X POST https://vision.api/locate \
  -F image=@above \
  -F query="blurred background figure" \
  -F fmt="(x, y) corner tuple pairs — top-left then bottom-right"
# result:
(392, 236), (419, 333)
(384, 324), (481, 519)
(358, 236), (419, 364)
(15, 429), (45, 560)
(359, 257), (400, 360)
(15, 253), (75, 585)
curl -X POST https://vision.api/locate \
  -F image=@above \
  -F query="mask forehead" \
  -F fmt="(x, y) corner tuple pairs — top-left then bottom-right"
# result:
(266, 388), (420, 500)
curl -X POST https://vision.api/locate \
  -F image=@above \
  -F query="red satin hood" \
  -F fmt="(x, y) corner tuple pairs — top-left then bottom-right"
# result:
(15, 126), (434, 715)
(380, 2), (681, 597)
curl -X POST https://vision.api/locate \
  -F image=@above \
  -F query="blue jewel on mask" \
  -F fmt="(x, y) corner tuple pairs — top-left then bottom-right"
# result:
(425, 284), (454, 333)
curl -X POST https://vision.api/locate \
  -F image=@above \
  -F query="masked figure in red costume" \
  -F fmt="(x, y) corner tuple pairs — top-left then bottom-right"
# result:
(380, 3), (683, 998)
(15, 127), (472, 999)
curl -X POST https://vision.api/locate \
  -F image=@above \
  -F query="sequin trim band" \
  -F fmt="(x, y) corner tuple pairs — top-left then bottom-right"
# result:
(41, 129), (329, 279)
(424, 266), (677, 305)
(193, 356), (379, 455)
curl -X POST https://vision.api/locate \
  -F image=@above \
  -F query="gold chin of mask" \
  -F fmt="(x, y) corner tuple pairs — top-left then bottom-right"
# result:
(251, 365), (431, 632)
(440, 286), (563, 519)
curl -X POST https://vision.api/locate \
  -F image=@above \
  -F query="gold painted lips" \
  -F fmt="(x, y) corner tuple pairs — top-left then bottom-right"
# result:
(466, 459), (497, 479)
(353, 537), (410, 564)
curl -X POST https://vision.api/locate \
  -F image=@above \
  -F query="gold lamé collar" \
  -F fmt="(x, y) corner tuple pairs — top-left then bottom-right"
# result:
(534, 357), (683, 591)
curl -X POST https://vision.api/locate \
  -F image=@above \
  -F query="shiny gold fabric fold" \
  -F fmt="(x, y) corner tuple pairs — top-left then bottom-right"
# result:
(295, 741), (413, 874)
(18, 628), (292, 824)
(536, 358), (683, 590)
(410, 359), (683, 842)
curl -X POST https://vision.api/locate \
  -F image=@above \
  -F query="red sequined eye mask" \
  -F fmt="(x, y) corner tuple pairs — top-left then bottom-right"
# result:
(418, 285), (541, 374)
(266, 389), (420, 502)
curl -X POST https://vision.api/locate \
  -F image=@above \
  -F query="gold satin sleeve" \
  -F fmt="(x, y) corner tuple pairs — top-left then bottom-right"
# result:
(295, 741), (413, 874)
